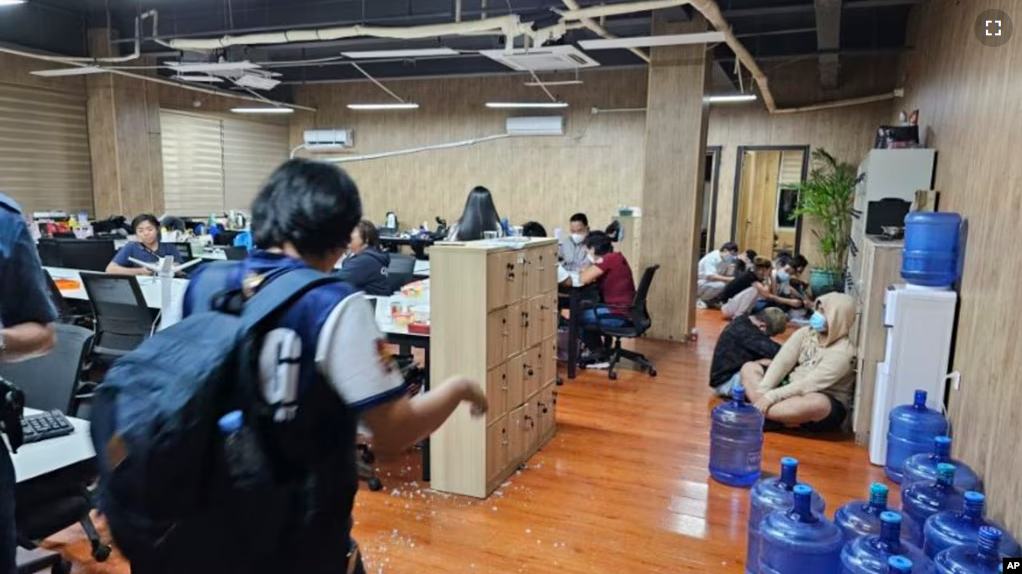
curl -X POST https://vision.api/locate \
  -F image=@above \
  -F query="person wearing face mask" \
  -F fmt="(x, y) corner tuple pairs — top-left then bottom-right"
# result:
(765, 255), (809, 312)
(335, 219), (391, 296)
(558, 213), (591, 273)
(697, 242), (739, 306)
(574, 231), (636, 367)
(709, 307), (788, 397)
(717, 257), (774, 319)
(106, 214), (183, 276)
(738, 292), (856, 433)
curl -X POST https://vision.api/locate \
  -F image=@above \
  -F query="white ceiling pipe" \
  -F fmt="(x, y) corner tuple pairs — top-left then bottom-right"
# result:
(561, 0), (650, 64)
(555, 0), (692, 21)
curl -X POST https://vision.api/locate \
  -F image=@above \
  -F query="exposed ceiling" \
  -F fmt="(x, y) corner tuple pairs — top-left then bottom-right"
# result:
(1, 0), (919, 103)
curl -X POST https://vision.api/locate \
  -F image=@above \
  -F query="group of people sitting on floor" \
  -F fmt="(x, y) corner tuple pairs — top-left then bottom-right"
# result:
(701, 240), (857, 435)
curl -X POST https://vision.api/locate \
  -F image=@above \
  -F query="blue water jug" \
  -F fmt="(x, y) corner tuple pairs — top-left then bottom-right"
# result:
(888, 556), (915, 574)
(933, 526), (1005, 574)
(902, 212), (962, 288)
(835, 483), (891, 542)
(886, 390), (949, 483)
(902, 436), (981, 493)
(710, 385), (764, 487)
(901, 463), (964, 547)
(840, 511), (934, 574)
(746, 458), (826, 574)
(759, 484), (843, 574)
(923, 491), (1021, 559)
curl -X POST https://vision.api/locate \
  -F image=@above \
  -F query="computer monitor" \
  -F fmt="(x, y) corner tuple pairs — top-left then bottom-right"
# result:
(55, 239), (115, 272)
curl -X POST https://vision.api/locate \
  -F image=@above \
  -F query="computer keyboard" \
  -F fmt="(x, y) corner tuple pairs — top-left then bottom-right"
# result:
(20, 410), (75, 444)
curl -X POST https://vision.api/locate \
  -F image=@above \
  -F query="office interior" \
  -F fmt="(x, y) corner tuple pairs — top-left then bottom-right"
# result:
(0, 0), (1019, 572)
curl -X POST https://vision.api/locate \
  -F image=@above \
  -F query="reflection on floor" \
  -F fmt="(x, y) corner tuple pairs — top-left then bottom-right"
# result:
(43, 309), (887, 573)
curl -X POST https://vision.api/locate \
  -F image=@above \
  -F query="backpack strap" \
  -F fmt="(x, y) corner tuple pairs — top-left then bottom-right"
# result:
(241, 267), (341, 330)
(184, 261), (245, 316)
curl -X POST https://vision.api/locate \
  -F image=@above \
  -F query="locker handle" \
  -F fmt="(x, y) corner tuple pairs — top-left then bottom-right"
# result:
(524, 415), (535, 428)
(523, 364), (534, 377)
(538, 401), (548, 414)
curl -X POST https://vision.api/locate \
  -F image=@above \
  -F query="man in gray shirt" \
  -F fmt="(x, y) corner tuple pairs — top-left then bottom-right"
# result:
(558, 212), (592, 273)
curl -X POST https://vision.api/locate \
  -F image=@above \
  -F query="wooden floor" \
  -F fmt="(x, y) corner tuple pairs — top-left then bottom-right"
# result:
(45, 310), (892, 573)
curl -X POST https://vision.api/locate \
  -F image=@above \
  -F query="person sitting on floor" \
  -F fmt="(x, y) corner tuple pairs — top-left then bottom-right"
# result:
(576, 231), (636, 368)
(709, 307), (789, 397)
(335, 219), (391, 296)
(717, 256), (774, 319)
(697, 241), (739, 305)
(739, 292), (856, 433)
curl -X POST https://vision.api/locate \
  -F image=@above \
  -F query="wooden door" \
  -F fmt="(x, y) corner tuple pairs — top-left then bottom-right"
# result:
(486, 364), (509, 424)
(738, 151), (781, 257)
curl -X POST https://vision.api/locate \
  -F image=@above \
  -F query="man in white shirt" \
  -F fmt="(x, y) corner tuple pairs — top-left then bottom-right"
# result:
(558, 213), (591, 273)
(697, 241), (739, 305)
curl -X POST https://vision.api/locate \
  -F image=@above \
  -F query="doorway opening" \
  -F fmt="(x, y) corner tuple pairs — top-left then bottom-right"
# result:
(701, 146), (722, 257)
(730, 145), (809, 258)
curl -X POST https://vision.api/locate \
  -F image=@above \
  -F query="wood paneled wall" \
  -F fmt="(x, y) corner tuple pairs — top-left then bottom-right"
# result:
(898, 0), (1022, 535)
(0, 52), (87, 93)
(292, 70), (648, 236)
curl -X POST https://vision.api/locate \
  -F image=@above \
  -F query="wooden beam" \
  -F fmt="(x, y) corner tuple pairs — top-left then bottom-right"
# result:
(638, 16), (711, 341)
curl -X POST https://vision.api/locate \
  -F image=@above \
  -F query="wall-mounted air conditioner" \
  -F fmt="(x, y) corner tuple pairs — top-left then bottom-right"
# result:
(506, 116), (564, 137)
(303, 129), (353, 151)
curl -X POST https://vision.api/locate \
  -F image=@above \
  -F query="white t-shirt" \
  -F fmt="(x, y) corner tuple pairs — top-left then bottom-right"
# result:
(697, 250), (725, 285)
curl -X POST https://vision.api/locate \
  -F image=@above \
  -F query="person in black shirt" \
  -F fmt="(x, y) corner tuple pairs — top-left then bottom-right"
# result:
(715, 256), (773, 306)
(710, 307), (788, 397)
(335, 219), (392, 296)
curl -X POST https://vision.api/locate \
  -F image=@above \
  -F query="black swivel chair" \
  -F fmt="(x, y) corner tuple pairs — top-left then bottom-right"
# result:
(223, 246), (249, 261)
(386, 254), (417, 293)
(0, 324), (112, 565)
(582, 265), (660, 380)
(79, 272), (154, 359)
(54, 239), (115, 272)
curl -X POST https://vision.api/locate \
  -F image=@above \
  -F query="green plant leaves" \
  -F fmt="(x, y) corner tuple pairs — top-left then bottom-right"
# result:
(791, 148), (856, 272)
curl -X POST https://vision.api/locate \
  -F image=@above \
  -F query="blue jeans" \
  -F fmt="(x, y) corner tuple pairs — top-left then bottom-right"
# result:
(579, 307), (627, 356)
(0, 447), (15, 574)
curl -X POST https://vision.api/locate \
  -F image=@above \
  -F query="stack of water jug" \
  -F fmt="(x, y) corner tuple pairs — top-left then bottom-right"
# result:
(709, 385), (1020, 574)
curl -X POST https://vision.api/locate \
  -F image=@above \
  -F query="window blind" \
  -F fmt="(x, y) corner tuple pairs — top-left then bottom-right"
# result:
(778, 150), (805, 185)
(0, 83), (93, 214)
(160, 110), (225, 217)
(223, 119), (289, 210)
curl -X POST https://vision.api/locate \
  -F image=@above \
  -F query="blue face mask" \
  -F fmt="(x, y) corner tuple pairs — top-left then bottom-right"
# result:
(776, 270), (791, 283)
(809, 311), (827, 333)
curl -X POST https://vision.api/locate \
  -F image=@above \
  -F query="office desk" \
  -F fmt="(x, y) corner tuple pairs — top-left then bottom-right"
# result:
(45, 267), (189, 311)
(200, 251), (432, 277)
(558, 284), (600, 380)
(8, 409), (94, 484)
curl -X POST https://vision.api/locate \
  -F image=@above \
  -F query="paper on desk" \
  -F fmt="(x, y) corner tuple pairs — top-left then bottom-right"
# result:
(557, 264), (582, 287)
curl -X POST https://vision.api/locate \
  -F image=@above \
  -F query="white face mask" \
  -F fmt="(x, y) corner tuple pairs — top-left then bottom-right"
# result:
(571, 233), (586, 245)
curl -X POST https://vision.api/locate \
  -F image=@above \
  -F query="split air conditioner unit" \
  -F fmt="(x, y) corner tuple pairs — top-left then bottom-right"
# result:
(506, 116), (564, 137)
(303, 129), (353, 151)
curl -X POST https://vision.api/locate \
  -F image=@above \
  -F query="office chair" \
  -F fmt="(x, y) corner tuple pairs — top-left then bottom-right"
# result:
(54, 239), (115, 272)
(79, 272), (154, 359)
(16, 546), (70, 574)
(386, 254), (417, 293)
(223, 246), (249, 260)
(582, 265), (660, 380)
(2, 324), (112, 564)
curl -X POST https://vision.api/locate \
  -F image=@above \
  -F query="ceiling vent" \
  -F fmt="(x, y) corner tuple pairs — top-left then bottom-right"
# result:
(479, 45), (600, 72)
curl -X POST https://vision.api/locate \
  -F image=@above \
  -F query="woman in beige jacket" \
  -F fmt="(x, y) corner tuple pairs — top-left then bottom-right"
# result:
(739, 292), (857, 432)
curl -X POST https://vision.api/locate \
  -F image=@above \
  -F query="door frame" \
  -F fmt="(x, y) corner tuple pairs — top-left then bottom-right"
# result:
(729, 144), (811, 255)
(706, 145), (723, 251)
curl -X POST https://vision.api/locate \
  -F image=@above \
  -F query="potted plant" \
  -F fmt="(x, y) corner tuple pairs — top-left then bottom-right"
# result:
(791, 148), (857, 295)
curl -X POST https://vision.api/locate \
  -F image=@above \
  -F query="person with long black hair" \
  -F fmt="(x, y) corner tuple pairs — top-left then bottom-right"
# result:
(446, 186), (504, 241)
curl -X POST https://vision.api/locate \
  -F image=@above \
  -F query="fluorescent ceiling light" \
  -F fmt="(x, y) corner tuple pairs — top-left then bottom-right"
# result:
(230, 107), (295, 114)
(705, 94), (758, 103)
(342, 48), (459, 59)
(579, 31), (726, 50)
(0, 0), (27, 5)
(347, 103), (420, 110)
(485, 102), (569, 109)
(174, 74), (224, 83)
(31, 66), (108, 77)
(167, 60), (261, 73)
(524, 80), (583, 87)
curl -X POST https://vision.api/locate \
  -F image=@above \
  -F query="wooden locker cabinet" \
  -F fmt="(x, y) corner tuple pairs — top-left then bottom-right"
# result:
(430, 238), (560, 498)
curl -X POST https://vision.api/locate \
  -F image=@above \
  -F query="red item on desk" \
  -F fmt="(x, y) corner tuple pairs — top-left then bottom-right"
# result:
(407, 322), (430, 335)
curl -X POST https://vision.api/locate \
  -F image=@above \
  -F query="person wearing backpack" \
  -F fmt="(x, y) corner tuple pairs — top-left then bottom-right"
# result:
(96, 160), (487, 574)
(0, 192), (59, 574)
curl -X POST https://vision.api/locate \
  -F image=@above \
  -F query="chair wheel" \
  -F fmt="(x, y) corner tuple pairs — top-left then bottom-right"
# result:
(648, 368), (657, 377)
(93, 543), (112, 562)
(361, 450), (376, 464)
(608, 371), (618, 380)
(367, 477), (384, 492)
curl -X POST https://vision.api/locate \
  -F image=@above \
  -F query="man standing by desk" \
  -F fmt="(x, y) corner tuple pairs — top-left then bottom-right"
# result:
(0, 193), (58, 574)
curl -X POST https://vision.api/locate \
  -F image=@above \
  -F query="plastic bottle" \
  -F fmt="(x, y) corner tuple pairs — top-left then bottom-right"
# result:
(902, 436), (981, 492)
(709, 384), (764, 487)
(835, 483), (891, 542)
(218, 410), (271, 490)
(759, 484), (843, 574)
(901, 463), (964, 547)
(923, 491), (1021, 559)
(933, 526), (1005, 574)
(745, 457), (826, 574)
(902, 212), (962, 288)
(886, 390), (949, 483)
(888, 556), (915, 574)
(840, 511), (934, 574)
